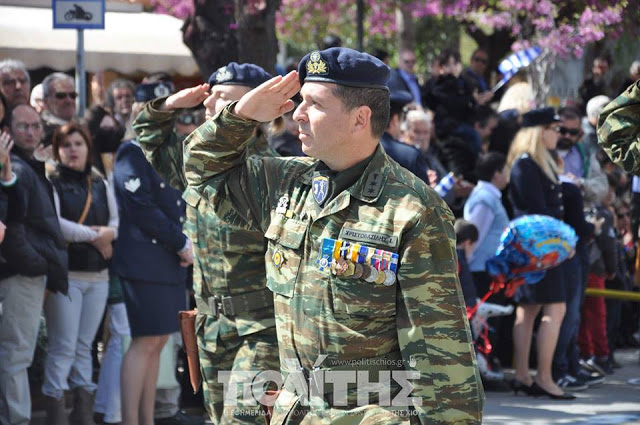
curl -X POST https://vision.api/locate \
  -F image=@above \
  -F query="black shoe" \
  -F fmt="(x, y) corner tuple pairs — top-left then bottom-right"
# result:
(531, 382), (576, 400)
(594, 356), (614, 375)
(575, 369), (605, 386)
(580, 357), (608, 376)
(556, 375), (588, 392)
(510, 379), (535, 396)
(610, 355), (622, 369)
(155, 411), (204, 425)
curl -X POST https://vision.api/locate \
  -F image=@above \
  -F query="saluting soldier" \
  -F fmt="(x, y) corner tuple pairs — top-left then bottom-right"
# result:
(182, 48), (483, 424)
(133, 64), (280, 424)
(597, 80), (640, 174)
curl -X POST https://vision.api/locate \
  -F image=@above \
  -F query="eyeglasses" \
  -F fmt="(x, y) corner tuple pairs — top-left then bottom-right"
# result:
(15, 122), (42, 132)
(555, 126), (581, 136)
(1, 77), (28, 87)
(53, 91), (78, 100)
(115, 94), (133, 101)
(473, 57), (488, 64)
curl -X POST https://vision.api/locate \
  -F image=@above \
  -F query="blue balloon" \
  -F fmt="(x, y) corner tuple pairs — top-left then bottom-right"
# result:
(486, 215), (578, 285)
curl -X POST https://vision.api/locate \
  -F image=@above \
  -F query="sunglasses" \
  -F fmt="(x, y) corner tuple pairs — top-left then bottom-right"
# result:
(54, 91), (78, 100)
(618, 212), (630, 218)
(555, 126), (581, 136)
(473, 57), (488, 64)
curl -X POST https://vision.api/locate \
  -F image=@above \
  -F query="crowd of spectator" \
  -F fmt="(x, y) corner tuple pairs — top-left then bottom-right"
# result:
(0, 44), (639, 425)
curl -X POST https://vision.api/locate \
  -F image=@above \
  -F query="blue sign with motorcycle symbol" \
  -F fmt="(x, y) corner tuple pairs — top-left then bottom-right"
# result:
(53, 0), (105, 29)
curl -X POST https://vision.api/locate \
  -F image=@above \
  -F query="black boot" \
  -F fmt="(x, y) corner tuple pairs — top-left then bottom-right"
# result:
(44, 395), (70, 425)
(69, 388), (97, 425)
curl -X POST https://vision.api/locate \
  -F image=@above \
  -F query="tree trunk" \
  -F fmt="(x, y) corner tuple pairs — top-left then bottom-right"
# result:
(395, 4), (415, 53)
(234, 0), (281, 74)
(182, 0), (280, 81)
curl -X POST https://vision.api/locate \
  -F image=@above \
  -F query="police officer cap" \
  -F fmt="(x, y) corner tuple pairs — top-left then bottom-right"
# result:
(390, 90), (413, 107)
(298, 47), (390, 91)
(134, 82), (175, 103)
(207, 62), (273, 88)
(521, 107), (561, 127)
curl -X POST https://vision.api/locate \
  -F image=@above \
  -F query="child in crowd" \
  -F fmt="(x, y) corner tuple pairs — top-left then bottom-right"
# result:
(579, 174), (618, 375)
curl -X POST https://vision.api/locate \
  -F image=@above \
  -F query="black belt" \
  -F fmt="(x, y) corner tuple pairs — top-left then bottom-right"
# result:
(195, 288), (273, 317)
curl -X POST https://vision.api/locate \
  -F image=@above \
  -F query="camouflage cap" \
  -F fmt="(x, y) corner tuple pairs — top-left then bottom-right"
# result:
(298, 47), (390, 91)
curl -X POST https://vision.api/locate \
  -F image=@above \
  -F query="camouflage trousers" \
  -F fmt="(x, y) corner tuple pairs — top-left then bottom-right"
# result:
(197, 320), (279, 425)
(270, 390), (418, 425)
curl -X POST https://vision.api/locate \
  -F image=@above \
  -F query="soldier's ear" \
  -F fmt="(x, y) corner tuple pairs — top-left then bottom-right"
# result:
(351, 105), (371, 135)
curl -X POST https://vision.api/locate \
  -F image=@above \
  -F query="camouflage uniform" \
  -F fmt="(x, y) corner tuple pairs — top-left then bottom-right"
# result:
(133, 98), (280, 424)
(182, 103), (484, 425)
(597, 80), (640, 174)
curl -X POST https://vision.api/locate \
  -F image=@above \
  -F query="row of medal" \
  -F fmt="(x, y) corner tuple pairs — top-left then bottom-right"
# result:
(317, 238), (398, 286)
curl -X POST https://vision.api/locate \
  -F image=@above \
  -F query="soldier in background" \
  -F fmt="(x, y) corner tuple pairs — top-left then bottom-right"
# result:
(182, 47), (483, 424)
(598, 80), (640, 174)
(133, 63), (280, 424)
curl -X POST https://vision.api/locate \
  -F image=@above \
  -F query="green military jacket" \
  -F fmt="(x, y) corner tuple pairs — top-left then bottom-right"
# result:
(133, 99), (279, 343)
(182, 103), (484, 424)
(598, 80), (640, 174)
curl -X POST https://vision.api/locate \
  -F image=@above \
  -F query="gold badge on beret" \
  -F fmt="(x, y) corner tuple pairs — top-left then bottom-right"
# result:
(307, 51), (328, 75)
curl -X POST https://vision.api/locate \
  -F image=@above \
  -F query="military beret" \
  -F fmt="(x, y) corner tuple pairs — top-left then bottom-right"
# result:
(521, 107), (561, 127)
(135, 82), (174, 103)
(298, 47), (390, 91)
(207, 62), (273, 88)
(390, 90), (413, 107)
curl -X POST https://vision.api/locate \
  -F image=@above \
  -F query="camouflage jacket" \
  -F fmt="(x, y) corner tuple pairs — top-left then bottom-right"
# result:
(133, 99), (278, 341)
(182, 103), (484, 424)
(598, 80), (640, 174)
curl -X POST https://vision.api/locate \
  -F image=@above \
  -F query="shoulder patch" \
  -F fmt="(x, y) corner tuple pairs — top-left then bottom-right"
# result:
(124, 177), (141, 193)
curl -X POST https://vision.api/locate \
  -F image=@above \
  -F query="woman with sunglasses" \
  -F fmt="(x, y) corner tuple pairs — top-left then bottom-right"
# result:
(506, 107), (575, 400)
(42, 122), (118, 424)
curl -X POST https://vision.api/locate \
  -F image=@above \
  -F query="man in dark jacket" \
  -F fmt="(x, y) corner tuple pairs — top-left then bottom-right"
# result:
(0, 104), (67, 425)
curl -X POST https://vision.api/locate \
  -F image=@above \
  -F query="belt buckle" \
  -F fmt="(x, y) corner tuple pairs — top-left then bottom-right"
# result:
(220, 296), (235, 316)
(207, 297), (220, 316)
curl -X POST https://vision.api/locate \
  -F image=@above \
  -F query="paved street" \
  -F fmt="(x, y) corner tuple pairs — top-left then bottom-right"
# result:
(484, 349), (640, 424)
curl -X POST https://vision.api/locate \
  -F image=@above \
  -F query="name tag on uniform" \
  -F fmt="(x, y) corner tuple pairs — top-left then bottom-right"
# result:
(339, 227), (398, 248)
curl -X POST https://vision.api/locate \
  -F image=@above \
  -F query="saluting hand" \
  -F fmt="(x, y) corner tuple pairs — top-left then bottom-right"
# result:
(163, 84), (210, 111)
(234, 71), (300, 123)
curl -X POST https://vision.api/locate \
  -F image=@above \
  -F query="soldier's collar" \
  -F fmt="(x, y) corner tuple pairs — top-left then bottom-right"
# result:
(348, 145), (389, 203)
(297, 147), (388, 203)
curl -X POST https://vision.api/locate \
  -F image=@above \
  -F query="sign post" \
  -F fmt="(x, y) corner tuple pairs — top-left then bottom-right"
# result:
(53, 0), (105, 118)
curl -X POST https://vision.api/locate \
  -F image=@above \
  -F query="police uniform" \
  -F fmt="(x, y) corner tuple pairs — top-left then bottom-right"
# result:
(182, 48), (483, 425)
(597, 80), (640, 173)
(112, 140), (187, 336)
(508, 108), (566, 305)
(133, 63), (280, 424)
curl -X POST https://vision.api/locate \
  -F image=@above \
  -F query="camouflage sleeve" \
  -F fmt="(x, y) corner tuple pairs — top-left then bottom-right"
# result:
(396, 204), (484, 424)
(597, 80), (640, 174)
(183, 102), (258, 188)
(183, 102), (274, 230)
(133, 97), (187, 191)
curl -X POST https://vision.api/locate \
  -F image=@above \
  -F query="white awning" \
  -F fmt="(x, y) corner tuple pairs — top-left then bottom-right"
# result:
(0, 5), (199, 76)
